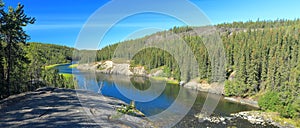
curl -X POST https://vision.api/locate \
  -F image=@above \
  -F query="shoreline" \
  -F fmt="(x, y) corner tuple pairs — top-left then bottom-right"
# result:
(224, 97), (259, 108)
(183, 80), (260, 108)
(76, 62), (261, 109)
(45, 63), (70, 69)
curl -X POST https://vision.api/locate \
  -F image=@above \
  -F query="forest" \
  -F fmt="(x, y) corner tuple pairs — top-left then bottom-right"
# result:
(0, 3), (76, 99)
(96, 19), (300, 119)
(0, 1), (299, 121)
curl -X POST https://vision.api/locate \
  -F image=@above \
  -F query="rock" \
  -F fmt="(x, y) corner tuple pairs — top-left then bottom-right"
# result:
(78, 61), (147, 77)
(194, 113), (227, 124)
(220, 117), (225, 122)
(179, 81), (185, 86)
(0, 87), (154, 128)
(230, 111), (296, 128)
(184, 81), (224, 95)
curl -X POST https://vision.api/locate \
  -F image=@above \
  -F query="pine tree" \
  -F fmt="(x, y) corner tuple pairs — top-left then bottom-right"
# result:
(0, 0), (5, 98)
(0, 3), (35, 96)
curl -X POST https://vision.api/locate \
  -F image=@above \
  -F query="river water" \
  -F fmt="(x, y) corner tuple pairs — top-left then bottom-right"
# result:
(55, 63), (277, 128)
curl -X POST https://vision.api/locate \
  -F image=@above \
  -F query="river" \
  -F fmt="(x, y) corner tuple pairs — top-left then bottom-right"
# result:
(55, 63), (277, 128)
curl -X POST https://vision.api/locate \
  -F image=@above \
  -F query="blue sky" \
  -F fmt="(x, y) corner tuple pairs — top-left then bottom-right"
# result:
(3, 0), (300, 49)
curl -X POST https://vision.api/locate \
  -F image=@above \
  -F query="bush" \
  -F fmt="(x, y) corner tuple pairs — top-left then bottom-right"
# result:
(224, 80), (240, 96)
(258, 91), (281, 112)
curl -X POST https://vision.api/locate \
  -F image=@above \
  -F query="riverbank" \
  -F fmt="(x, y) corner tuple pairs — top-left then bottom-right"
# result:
(69, 64), (78, 68)
(231, 111), (298, 128)
(194, 111), (297, 128)
(76, 61), (261, 108)
(45, 63), (70, 69)
(76, 61), (179, 84)
(183, 80), (260, 108)
(0, 87), (154, 128)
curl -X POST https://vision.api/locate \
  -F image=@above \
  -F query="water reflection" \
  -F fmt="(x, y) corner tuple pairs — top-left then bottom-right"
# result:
(54, 64), (263, 127)
(75, 72), (256, 117)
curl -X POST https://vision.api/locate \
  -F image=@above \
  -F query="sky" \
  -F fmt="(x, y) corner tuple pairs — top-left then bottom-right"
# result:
(2, 0), (300, 49)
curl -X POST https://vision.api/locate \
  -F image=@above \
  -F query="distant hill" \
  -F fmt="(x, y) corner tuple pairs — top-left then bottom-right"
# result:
(25, 42), (78, 65)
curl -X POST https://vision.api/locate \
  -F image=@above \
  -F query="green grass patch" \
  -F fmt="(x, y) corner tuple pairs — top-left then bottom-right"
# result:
(151, 76), (179, 85)
(69, 64), (78, 68)
(60, 73), (74, 79)
(167, 79), (179, 85)
(116, 101), (145, 117)
(45, 63), (69, 69)
(151, 76), (165, 81)
(60, 73), (77, 89)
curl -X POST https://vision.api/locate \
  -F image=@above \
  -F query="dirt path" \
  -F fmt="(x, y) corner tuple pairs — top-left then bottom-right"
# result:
(0, 87), (153, 128)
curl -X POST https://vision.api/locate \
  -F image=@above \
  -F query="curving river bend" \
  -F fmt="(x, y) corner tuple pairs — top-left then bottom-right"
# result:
(55, 63), (276, 128)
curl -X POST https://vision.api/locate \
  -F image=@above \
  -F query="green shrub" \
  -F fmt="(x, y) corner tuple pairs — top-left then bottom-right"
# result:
(224, 80), (239, 96)
(258, 91), (281, 111)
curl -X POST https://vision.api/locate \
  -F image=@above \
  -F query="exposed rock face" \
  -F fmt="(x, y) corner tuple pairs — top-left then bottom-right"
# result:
(132, 66), (147, 76)
(149, 69), (163, 77)
(184, 81), (224, 95)
(0, 87), (154, 128)
(77, 63), (99, 71)
(77, 61), (147, 76)
(109, 63), (133, 76)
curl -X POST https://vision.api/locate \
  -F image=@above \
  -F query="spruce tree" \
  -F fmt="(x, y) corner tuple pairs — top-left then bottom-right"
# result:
(0, 3), (35, 96)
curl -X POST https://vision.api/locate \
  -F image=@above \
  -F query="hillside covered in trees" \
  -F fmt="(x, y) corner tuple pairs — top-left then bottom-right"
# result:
(0, 0), (299, 123)
(96, 19), (300, 119)
(0, 2), (77, 99)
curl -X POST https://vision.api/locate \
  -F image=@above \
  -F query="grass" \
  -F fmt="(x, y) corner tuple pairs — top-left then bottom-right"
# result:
(45, 63), (69, 69)
(60, 73), (74, 79)
(68, 64), (78, 68)
(151, 76), (179, 85)
(116, 101), (145, 117)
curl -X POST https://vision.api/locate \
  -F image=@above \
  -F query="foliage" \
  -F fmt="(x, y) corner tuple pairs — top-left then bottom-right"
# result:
(258, 91), (281, 112)
(116, 101), (145, 117)
(0, 1), (298, 119)
(60, 73), (76, 89)
(96, 19), (300, 119)
(0, 2), (78, 99)
(25, 42), (76, 66)
(0, 3), (34, 97)
(45, 63), (67, 69)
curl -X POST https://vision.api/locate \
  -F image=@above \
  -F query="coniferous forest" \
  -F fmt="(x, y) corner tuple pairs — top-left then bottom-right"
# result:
(96, 20), (300, 119)
(0, 3), (76, 99)
(0, 1), (299, 122)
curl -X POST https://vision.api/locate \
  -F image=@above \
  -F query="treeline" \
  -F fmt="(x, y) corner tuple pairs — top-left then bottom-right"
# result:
(0, 3), (76, 99)
(223, 25), (300, 118)
(217, 19), (300, 29)
(26, 42), (76, 65)
(24, 42), (77, 91)
(96, 19), (300, 118)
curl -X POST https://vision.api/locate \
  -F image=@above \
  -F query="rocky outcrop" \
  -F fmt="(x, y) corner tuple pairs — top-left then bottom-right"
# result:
(77, 61), (147, 76)
(0, 87), (154, 128)
(194, 111), (294, 128)
(76, 63), (99, 71)
(194, 113), (229, 124)
(184, 81), (224, 95)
